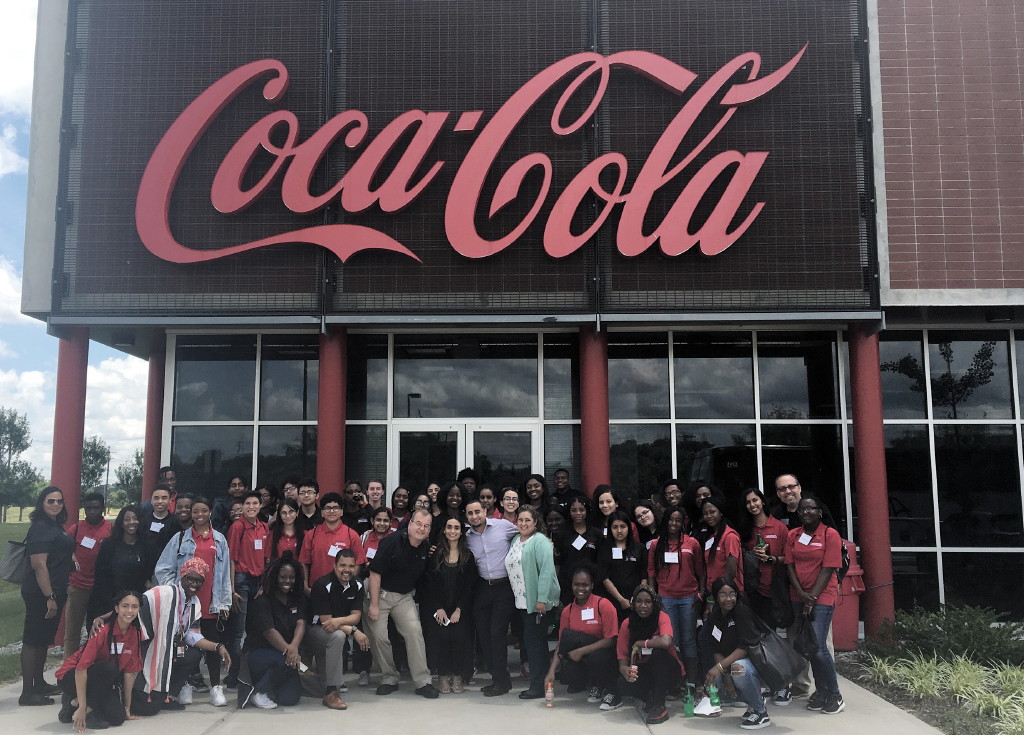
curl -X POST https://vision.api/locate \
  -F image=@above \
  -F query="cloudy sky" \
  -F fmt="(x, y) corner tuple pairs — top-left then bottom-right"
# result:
(0, 1), (147, 475)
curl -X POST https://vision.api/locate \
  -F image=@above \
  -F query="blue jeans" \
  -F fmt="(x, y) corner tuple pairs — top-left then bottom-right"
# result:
(661, 595), (698, 660)
(520, 609), (553, 694)
(246, 648), (301, 705)
(712, 658), (767, 714)
(792, 602), (840, 697)
(228, 572), (259, 679)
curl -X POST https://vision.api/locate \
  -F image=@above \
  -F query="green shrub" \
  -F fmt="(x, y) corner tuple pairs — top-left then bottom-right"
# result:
(866, 605), (1024, 667)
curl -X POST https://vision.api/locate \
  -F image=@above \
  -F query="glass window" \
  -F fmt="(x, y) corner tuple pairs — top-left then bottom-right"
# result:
(544, 333), (580, 420)
(677, 424), (756, 498)
(943, 553), (1024, 616)
(347, 334), (388, 420)
(347, 425), (389, 487)
(928, 332), (1013, 420)
(674, 333), (754, 419)
(259, 335), (318, 421)
(257, 426), (317, 484)
(761, 424), (846, 536)
(608, 333), (669, 419)
(757, 332), (839, 419)
(610, 424), (671, 500)
(393, 335), (538, 418)
(544, 425), (581, 492)
(891, 552), (940, 612)
(935, 425), (1023, 548)
(173, 335), (256, 421)
(473, 431), (532, 490)
(877, 333), (928, 419)
(170, 425), (253, 494)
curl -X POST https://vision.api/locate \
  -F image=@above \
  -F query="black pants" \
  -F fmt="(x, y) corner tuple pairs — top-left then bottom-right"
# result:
(618, 648), (683, 709)
(199, 618), (223, 685)
(433, 617), (472, 676)
(557, 630), (617, 692)
(472, 579), (515, 689)
(59, 661), (127, 726)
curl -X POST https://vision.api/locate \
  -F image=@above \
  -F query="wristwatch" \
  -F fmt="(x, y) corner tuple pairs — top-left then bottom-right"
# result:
(47, 593), (58, 601)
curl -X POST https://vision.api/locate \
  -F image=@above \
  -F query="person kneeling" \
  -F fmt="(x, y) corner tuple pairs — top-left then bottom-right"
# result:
(616, 584), (684, 725)
(239, 555), (307, 709)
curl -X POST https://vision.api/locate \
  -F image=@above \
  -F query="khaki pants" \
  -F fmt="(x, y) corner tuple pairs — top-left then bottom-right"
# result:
(302, 625), (348, 688)
(365, 590), (429, 688)
(63, 585), (91, 654)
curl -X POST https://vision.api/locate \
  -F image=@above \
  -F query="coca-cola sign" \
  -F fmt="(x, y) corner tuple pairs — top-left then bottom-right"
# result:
(137, 47), (805, 265)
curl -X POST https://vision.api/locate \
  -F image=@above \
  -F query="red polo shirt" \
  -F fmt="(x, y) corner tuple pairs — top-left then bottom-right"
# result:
(559, 593), (618, 639)
(68, 519), (113, 589)
(57, 622), (144, 680)
(703, 526), (744, 591)
(743, 515), (788, 597)
(784, 523), (842, 606)
(191, 528), (218, 619)
(228, 517), (270, 576)
(616, 611), (684, 674)
(647, 535), (702, 598)
(299, 521), (366, 582)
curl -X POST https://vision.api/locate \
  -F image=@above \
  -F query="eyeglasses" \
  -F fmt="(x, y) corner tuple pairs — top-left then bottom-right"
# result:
(414, 499), (431, 507)
(45, 498), (64, 505)
(298, 489), (316, 496)
(777, 484), (800, 492)
(322, 505), (342, 512)
(799, 506), (821, 513)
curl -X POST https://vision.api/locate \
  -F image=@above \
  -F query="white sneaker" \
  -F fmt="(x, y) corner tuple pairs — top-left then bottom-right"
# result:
(357, 671), (370, 687)
(338, 681), (349, 693)
(251, 692), (278, 709)
(209, 685), (227, 707)
(177, 683), (193, 705)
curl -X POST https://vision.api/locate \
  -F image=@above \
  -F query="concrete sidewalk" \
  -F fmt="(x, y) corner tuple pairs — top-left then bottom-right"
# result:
(0, 671), (944, 735)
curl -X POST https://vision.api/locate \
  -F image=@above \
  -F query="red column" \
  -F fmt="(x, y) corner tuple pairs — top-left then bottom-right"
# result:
(141, 349), (166, 501)
(50, 327), (90, 523)
(579, 325), (610, 497)
(317, 326), (347, 491)
(848, 323), (896, 638)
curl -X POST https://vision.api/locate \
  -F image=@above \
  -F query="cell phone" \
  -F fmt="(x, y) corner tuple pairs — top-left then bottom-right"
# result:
(299, 661), (308, 673)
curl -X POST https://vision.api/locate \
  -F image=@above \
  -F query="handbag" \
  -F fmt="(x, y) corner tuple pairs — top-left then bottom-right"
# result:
(789, 610), (819, 660)
(746, 615), (807, 692)
(770, 568), (794, 629)
(0, 539), (29, 585)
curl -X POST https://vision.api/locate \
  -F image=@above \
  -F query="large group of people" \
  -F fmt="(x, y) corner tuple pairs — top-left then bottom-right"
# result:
(19, 466), (848, 731)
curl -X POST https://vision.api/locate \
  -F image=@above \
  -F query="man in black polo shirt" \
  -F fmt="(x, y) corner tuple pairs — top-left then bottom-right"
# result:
(304, 548), (368, 710)
(366, 509), (438, 699)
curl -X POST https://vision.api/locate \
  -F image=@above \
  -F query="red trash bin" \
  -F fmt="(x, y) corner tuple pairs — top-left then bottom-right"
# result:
(832, 539), (864, 651)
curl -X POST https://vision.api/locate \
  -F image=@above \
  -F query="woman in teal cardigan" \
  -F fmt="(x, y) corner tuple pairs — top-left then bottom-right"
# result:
(504, 505), (560, 699)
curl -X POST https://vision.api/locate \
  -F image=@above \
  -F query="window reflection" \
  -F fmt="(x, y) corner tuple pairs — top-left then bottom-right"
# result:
(761, 424), (846, 536)
(348, 334), (388, 420)
(544, 334), (580, 420)
(943, 553), (1024, 615)
(878, 334), (928, 419)
(173, 335), (256, 421)
(171, 425), (253, 494)
(348, 425), (389, 487)
(674, 333), (754, 419)
(928, 332), (1013, 420)
(936, 425), (1023, 548)
(393, 335), (538, 418)
(891, 553), (940, 612)
(610, 424), (671, 499)
(396, 430), (455, 491)
(258, 426), (317, 482)
(260, 336), (318, 421)
(608, 333), (669, 419)
(544, 425), (581, 491)
(677, 424), (756, 499)
(757, 332), (838, 419)
(474, 431), (531, 490)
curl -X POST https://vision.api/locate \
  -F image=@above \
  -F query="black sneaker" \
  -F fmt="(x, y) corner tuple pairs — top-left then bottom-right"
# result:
(806, 691), (826, 712)
(236, 681), (254, 709)
(740, 711), (771, 730)
(188, 673), (210, 693)
(821, 695), (845, 714)
(773, 688), (792, 706)
(599, 692), (623, 711)
(646, 706), (670, 724)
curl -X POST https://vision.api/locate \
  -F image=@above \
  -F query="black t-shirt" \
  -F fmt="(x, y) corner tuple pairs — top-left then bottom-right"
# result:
(367, 530), (430, 594)
(596, 539), (646, 599)
(297, 508), (323, 533)
(342, 507), (372, 533)
(309, 572), (364, 620)
(246, 593), (308, 650)
(24, 519), (75, 595)
(706, 602), (760, 658)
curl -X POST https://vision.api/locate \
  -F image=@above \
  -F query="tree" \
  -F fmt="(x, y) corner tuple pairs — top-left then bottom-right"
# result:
(82, 435), (112, 491)
(114, 448), (145, 504)
(0, 407), (42, 522)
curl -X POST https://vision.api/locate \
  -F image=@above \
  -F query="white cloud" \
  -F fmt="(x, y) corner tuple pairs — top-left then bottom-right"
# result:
(0, 365), (53, 470)
(0, 339), (17, 359)
(0, 124), (28, 178)
(0, 255), (38, 324)
(0, 1), (37, 118)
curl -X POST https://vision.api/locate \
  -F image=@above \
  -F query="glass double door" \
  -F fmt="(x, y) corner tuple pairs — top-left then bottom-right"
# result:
(392, 424), (540, 494)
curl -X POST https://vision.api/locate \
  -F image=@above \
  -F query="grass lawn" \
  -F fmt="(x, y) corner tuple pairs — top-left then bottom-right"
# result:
(0, 519), (31, 685)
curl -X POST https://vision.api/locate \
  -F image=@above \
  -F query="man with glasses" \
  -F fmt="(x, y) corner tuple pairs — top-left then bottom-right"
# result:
(296, 479), (323, 532)
(365, 509), (438, 698)
(771, 474), (803, 530)
(280, 475), (301, 503)
(299, 492), (366, 590)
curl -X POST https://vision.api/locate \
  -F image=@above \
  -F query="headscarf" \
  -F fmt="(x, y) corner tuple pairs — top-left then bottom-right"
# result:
(179, 556), (210, 580)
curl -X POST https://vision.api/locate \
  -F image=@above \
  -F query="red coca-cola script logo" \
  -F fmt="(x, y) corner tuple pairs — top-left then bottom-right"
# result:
(136, 48), (805, 263)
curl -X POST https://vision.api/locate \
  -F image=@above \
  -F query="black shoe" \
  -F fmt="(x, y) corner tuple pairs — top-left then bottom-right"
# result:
(482, 684), (510, 697)
(86, 713), (110, 730)
(19, 693), (54, 706)
(223, 674), (238, 690)
(375, 684), (399, 696)
(188, 673), (209, 693)
(415, 684), (439, 699)
(518, 689), (544, 700)
(806, 691), (827, 712)
(35, 682), (61, 696)
(236, 681), (254, 709)
(161, 699), (186, 711)
(58, 704), (74, 723)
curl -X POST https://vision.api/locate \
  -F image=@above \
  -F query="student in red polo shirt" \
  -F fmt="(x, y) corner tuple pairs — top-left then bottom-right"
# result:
(57, 590), (145, 730)
(544, 565), (620, 710)
(63, 492), (113, 656)
(300, 492), (366, 586)
(226, 491), (270, 687)
(360, 507), (393, 562)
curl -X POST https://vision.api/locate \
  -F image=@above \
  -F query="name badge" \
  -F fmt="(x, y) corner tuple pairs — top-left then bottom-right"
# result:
(798, 533), (812, 546)
(325, 583), (333, 592)
(572, 535), (586, 550)
(711, 625), (722, 641)
(254, 539), (263, 550)
(81, 537), (96, 549)
(328, 544), (341, 557)
(312, 615), (320, 624)
(290, 608), (298, 614)
(663, 552), (679, 564)
(150, 522), (163, 532)
(580, 607), (595, 621)
(111, 641), (125, 654)
(704, 537), (714, 551)
(602, 527), (608, 536)
(366, 547), (377, 559)
(641, 647), (653, 655)
(611, 547), (623, 560)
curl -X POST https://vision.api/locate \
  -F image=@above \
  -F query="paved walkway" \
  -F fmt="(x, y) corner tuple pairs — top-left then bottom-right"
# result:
(0, 669), (944, 734)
